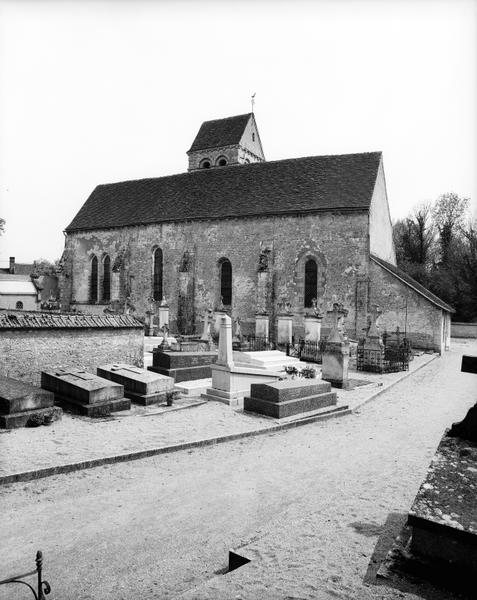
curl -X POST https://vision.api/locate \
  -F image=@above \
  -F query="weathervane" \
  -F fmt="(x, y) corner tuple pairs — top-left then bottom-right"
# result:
(251, 92), (256, 113)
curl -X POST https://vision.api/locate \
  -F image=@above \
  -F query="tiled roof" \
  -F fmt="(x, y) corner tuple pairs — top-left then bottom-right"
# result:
(0, 312), (143, 330)
(188, 113), (251, 152)
(66, 152), (382, 232)
(370, 254), (454, 312)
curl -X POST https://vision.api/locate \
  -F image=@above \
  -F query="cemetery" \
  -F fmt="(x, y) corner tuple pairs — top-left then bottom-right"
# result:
(0, 294), (474, 600)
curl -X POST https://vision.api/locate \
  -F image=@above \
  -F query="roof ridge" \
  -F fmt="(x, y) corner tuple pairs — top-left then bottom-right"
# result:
(91, 151), (383, 189)
(370, 254), (454, 312)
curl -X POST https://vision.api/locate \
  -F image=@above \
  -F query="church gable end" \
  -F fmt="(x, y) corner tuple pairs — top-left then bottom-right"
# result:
(369, 157), (396, 264)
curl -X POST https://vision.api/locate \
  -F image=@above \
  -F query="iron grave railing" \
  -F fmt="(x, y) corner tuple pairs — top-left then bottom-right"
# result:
(286, 339), (327, 364)
(0, 550), (51, 599)
(356, 343), (410, 373)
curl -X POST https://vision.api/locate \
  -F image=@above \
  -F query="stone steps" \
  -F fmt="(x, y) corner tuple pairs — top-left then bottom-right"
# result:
(233, 350), (301, 372)
(174, 378), (212, 397)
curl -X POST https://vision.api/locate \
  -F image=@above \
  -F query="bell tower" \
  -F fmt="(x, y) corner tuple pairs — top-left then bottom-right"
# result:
(187, 113), (265, 172)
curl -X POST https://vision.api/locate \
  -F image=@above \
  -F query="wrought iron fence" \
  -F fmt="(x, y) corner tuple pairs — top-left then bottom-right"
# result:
(357, 344), (410, 373)
(241, 335), (275, 352)
(286, 339), (327, 363)
(0, 551), (51, 599)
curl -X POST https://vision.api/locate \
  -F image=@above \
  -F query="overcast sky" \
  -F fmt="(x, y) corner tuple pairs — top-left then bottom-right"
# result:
(0, 0), (475, 264)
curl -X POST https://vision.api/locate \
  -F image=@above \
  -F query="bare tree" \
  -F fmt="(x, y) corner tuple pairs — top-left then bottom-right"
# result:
(432, 192), (469, 264)
(412, 202), (434, 264)
(0, 218), (5, 235)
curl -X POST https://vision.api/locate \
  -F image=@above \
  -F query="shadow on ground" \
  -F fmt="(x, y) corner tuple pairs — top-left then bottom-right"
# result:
(358, 512), (471, 600)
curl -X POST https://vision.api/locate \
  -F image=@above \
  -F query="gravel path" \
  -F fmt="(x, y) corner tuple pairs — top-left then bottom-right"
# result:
(0, 353), (435, 479)
(0, 340), (475, 600)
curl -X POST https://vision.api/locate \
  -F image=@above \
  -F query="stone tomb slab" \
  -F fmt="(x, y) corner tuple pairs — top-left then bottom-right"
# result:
(41, 369), (130, 416)
(97, 364), (174, 405)
(408, 434), (477, 578)
(0, 375), (62, 428)
(149, 350), (218, 382)
(244, 379), (337, 419)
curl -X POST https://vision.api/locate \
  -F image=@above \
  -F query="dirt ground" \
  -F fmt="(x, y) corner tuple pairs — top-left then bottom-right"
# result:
(1, 339), (476, 600)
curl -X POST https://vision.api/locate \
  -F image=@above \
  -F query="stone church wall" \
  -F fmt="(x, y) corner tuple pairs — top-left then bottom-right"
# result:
(63, 211), (370, 338)
(369, 260), (444, 352)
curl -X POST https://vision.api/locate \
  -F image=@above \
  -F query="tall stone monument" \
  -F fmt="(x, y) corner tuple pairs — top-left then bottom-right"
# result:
(321, 302), (350, 389)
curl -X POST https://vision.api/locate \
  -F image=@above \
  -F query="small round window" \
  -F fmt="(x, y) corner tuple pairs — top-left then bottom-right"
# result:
(217, 158), (227, 166)
(200, 159), (211, 169)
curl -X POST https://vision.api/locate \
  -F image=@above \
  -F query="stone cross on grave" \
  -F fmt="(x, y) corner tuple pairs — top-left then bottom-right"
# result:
(367, 305), (382, 340)
(327, 302), (348, 343)
(55, 369), (94, 381)
(111, 364), (143, 374)
(159, 323), (170, 349)
(200, 309), (213, 342)
(233, 316), (242, 343)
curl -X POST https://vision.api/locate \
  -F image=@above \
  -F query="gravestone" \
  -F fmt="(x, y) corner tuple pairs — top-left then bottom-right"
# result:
(217, 313), (234, 369)
(304, 298), (323, 342)
(255, 313), (269, 341)
(359, 305), (385, 371)
(200, 309), (213, 343)
(148, 350), (217, 382)
(203, 315), (281, 406)
(158, 296), (169, 330)
(321, 302), (350, 389)
(276, 299), (293, 345)
(97, 364), (174, 405)
(0, 376), (62, 428)
(244, 379), (338, 419)
(41, 368), (130, 416)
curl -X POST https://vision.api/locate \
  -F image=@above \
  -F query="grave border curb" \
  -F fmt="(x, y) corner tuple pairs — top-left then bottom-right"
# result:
(0, 406), (351, 485)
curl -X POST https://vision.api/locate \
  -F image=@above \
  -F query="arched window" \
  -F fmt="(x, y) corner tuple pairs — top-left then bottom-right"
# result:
(102, 255), (111, 302)
(153, 247), (163, 301)
(304, 258), (318, 308)
(90, 255), (98, 302)
(219, 258), (232, 306)
(216, 156), (227, 167)
(16, 301), (23, 310)
(200, 158), (211, 169)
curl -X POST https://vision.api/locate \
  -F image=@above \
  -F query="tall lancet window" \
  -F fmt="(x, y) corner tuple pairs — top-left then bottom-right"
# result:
(90, 255), (98, 302)
(102, 255), (111, 302)
(219, 258), (232, 306)
(304, 258), (318, 308)
(153, 247), (163, 301)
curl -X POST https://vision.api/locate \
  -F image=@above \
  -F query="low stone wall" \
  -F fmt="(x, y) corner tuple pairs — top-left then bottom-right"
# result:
(451, 322), (477, 338)
(0, 313), (144, 386)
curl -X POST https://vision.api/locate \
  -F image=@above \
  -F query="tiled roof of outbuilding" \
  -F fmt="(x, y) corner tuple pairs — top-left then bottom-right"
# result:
(370, 254), (454, 312)
(188, 113), (252, 152)
(0, 312), (143, 330)
(65, 152), (382, 232)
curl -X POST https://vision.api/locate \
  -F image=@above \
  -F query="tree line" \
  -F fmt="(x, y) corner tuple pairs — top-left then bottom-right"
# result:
(393, 193), (476, 322)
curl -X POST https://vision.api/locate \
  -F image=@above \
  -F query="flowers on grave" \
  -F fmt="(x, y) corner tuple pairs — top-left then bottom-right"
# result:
(285, 365), (299, 378)
(300, 365), (317, 379)
(284, 364), (318, 379)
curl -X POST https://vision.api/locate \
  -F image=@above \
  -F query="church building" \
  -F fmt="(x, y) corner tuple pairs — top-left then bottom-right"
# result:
(60, 113), (453, 353)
